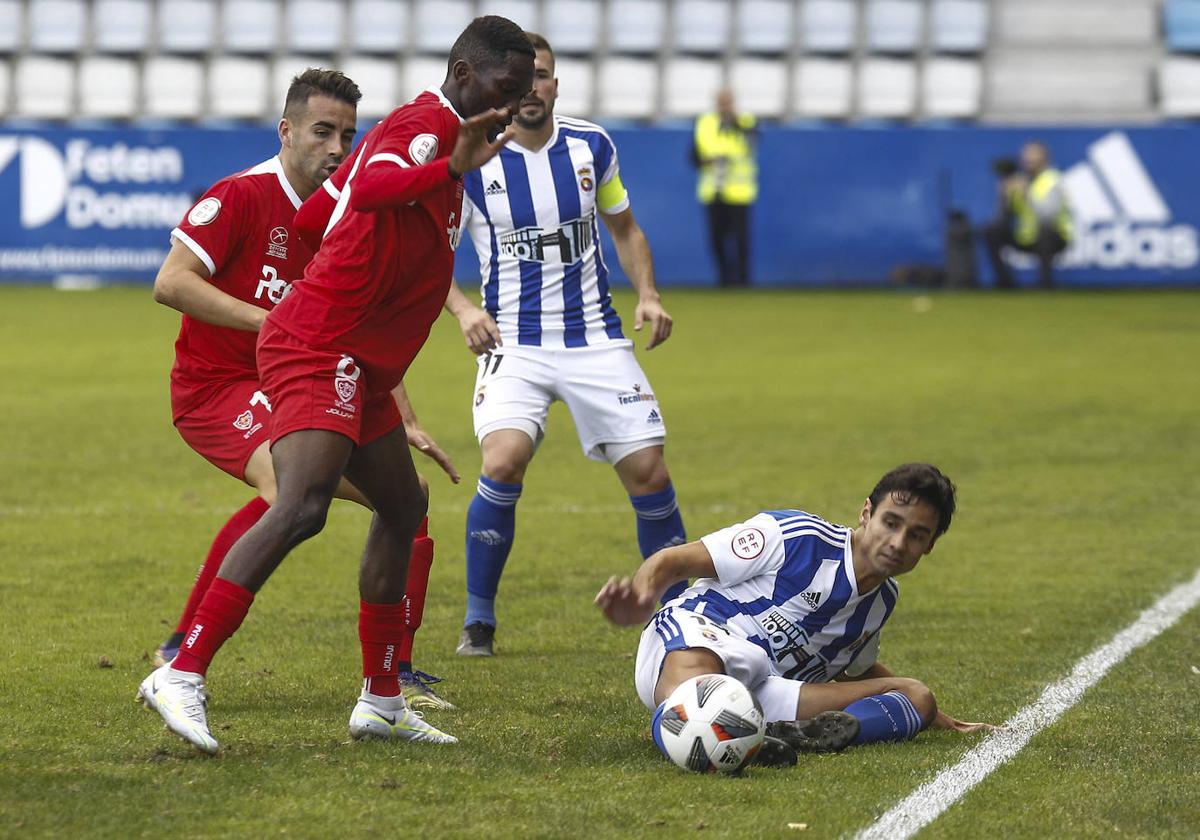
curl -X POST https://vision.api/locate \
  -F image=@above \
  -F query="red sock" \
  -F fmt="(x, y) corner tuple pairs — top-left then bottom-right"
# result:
(360, 600), (406, 696)
(171, 577), (255, 676)
(174, 497), (270, 635)
(397, 517), (434, 666)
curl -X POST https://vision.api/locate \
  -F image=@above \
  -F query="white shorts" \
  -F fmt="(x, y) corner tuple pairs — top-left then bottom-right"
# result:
(471, 342), (667, 464)
(634, 606), (803, 722)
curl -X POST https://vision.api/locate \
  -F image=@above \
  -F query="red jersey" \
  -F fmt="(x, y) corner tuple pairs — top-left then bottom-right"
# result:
(272, 87), (465, 396)
(169, 156), (313, 418)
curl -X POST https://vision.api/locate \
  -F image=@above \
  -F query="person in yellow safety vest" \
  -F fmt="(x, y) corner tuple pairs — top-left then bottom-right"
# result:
(691, 89), (757, 287)
(982, 141), (1073, 289)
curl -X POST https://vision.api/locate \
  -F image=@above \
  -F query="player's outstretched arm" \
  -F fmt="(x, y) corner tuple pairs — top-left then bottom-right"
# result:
(444, 280), (501, 354)
(601, 209), (672, 350)
(153, 241), (266, 332)
(595, 541), (716, 626)
(391, 382), (460, 484)
(844, 662), (1003, 733)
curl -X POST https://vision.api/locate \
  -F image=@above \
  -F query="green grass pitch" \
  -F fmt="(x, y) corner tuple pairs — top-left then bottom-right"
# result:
(1, 286), (1198, 838)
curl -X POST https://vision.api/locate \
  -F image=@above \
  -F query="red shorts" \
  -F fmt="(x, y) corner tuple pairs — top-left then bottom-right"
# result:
(256, 320), (402, 448)
(172, 378), (271, 481)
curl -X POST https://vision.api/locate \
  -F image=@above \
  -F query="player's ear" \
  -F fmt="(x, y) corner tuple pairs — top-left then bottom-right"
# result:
(859, 499), (872, 527)
(450, 59), (472, 87)
(278, 117), (291, 148)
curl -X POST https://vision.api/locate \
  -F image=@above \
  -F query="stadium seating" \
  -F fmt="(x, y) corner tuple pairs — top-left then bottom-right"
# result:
(543, 0), (602, 55)
(929, 0), (989, 53)
(273, 55), (326, 108)
(0, 60), (9, 114)
(223, 0), (281, 54)
(285, 0), (346, 54)
(94, 0), (154, 54)
(208, 57), (271, 119)
(15, 56), (75, 119)
(0, 0), (20, 53)
(608, 0), (665, 55)
(922, 57), (982, 118)
(28, 0), (88, 54)
(1159, 56), (1200, 115)
(857, 58), (917, 118)
(793, 57), (853, 118)
(729, 57), (788, 118)
(401, 55), (446, 101)
(596, 57), (657, 119)
(414, 0), (473, 54)
(737, 0), (793, 55)
(479, 0), (540, 31)
(78, 57), (140, 119)
(994, 0), (1156, 48)
(801, 0), (857, 54)
(553, 56), (594, 116)
(865, 0), (924, 54)
(341, 56), (399, 117)
(347, 0), (408, 54)
(142, 56), (205, 119)
(1165, 0), (1200, 52)
(157, 0), (218, 54)
(673, 0), (731, 55)
(662, 57), (722, 117)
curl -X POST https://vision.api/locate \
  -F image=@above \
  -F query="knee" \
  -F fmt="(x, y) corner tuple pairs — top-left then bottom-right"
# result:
(281, 494), (332, 543)
(482, 454), (526, 485)
(896, 678), (937, 727)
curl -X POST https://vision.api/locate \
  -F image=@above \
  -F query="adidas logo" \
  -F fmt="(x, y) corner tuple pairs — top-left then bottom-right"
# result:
(647, 409), (662, 425)
(799, 591), (821, 610)
(1053, 131), (1197, 271)
(485, 179), (506, 196)
(470, 528), (506, 546)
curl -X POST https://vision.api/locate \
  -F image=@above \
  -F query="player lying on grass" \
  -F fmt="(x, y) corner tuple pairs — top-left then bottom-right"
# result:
(148, 68), (459, 712)
(138, 16), (536, 755)
(596, 463), (999, 766)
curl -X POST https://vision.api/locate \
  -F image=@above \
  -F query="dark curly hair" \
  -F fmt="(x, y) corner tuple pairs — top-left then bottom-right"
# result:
(868, 463), (957, 540)
(447, 15), (536, 75)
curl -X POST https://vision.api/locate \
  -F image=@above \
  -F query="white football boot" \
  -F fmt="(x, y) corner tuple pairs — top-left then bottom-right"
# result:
(137, 664), (219, 755)
(348, 685), (458, 744)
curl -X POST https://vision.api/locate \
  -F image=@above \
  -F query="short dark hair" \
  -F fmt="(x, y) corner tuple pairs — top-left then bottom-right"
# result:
(524, 31), (553, 61)
(283, 68), (361, 121)
(868, 463), (957, 540)
(447, 16), (535, 75)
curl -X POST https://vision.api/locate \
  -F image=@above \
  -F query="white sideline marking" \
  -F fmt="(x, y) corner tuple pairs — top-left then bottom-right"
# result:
(855, 567), (1200, 840)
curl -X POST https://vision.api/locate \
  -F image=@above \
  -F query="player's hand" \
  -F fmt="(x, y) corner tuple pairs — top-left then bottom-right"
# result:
(405, 422), (461, 483)
(457, 305), (503, 354)
(448, 108), (515, 178)
(594, 575), (657, 626)
(931, 711), (1005, 733)
(634, 296), (673, 350)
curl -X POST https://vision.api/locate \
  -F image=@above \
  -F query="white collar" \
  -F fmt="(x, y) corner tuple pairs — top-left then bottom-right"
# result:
(425, 86), (465, 124)
(270, 155), (303, 210)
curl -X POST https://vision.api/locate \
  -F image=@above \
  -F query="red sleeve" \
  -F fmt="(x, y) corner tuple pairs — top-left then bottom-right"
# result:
(347, 105), (460, 212)
(172, 178), (252, 278)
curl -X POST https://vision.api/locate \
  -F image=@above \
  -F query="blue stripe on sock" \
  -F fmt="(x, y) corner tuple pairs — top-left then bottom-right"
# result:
(844, 691), (924, 745)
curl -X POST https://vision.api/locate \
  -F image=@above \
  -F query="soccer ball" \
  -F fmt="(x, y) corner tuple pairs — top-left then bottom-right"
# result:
(651, 674), (765, 773)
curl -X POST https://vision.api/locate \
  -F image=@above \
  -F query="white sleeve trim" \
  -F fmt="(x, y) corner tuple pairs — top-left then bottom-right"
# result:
(322, 178), (341, 200)
(170, 227), (217, 276)
(367, 152), (411, 168)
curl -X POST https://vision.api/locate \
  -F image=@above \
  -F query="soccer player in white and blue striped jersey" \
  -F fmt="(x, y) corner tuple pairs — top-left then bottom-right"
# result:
(445, 33), (686, 656)
(597, 464), (999, 761)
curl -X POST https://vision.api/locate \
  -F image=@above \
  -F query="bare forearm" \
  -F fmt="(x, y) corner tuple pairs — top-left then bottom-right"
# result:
(614, 226), (659, 300)
(391, 381), (418, 426)
(444, 279), (477, 318)
(153, 271), (265, 332)
(635, 541), (715, 600)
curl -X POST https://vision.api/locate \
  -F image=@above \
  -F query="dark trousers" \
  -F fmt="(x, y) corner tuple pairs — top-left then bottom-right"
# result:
(983, 220), (1068, 289)
(706, 201), (751, 287)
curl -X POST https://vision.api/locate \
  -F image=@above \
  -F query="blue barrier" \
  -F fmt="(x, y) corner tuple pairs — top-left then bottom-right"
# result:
(1, 122), (1197, 286)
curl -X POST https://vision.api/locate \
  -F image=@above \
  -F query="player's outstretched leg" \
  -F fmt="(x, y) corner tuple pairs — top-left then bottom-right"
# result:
(793, 676), (937, 748)
(155, 496), (270, 666)
(139, 429), (352, 753)
(344, 426), (457, 744)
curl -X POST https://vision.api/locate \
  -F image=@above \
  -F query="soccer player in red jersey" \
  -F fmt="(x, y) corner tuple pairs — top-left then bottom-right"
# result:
(138, 18), (536, 754)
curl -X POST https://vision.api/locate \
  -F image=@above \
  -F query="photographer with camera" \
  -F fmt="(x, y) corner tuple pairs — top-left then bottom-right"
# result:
(982, 142), (1073, 289)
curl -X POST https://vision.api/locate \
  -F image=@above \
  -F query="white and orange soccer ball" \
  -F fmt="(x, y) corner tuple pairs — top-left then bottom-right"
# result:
(651, 674), (766, 773)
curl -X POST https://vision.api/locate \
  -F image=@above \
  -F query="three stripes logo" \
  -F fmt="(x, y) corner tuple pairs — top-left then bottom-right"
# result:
(1057, 131), (1198, 270)
(799, 590), (822, 610)
(484, 179), (506, 196)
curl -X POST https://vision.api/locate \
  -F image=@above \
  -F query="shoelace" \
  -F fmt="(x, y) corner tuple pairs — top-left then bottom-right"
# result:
(407, 669), (444, 686)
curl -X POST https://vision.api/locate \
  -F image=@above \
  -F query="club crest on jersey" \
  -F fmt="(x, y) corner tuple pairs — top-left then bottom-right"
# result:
(731, 527), (765, 560)
(267, 226), (288, 259)
(409, 133), (438, 165)
(232, 410), (253, 430)
(188, 197), (221, 226)
(577, 166), (593, 192)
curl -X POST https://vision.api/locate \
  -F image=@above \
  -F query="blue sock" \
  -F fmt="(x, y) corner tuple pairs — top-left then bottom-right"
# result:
(844, 691), (925, 745)
(464, 475), (521, 628)
(630, 483), (688, 602)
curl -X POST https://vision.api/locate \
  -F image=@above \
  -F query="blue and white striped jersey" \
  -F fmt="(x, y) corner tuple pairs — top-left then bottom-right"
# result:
(666, 510), (898, 683)
(460, 115), (630, 349)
